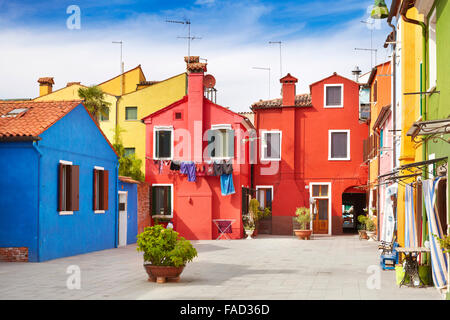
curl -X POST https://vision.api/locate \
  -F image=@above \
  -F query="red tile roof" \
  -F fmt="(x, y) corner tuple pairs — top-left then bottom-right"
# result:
(0, 100), (82, 140)
(251, 93), (312, 110)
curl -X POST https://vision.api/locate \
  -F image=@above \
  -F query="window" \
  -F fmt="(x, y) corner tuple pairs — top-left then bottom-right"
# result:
(373, 80), (378, 103)
(124, 148), (135, 157)
(312, 184), (329, 197)
(329, 130), (350, 160)
(324, 84), (343, 108)
(125, 106), (138, 120)
(207, 125), (235, 159)
(58, 161), (79, 214)
(153, 126), (173, 160)
(380, 129), (384, 155)
(100, 107), (109, 121)
(261, 130), (281, 161)
(429, 8), (437, 89)
(256, 186), (273, 209)
(174, 111), (183, 120)
(93, 167), (109, 212)
(152, 185), (173, 217)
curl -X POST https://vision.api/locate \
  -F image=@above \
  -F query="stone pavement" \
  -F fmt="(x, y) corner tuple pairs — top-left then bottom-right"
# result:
(0, 234), (443, 300)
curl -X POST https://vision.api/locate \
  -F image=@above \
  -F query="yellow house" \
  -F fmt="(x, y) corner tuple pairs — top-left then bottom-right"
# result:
(34, 65), (187, 171)
(396, 4), (425, 247)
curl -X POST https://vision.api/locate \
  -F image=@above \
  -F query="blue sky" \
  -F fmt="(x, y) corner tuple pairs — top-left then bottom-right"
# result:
(0, 0), (394, 111)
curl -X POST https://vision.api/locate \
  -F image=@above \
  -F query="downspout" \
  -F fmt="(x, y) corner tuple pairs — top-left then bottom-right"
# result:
(32, 141), (43, 262)
(374, 129), (381, 240)
(115, 96), (120, 132)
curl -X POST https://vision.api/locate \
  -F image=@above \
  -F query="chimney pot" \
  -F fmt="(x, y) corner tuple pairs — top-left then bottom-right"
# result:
(280, 73), (298, 107)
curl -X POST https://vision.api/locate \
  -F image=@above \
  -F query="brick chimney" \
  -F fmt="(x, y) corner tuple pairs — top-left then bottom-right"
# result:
(280, 73), (298, 106)
(185, 56), (207, 162)
(37, 77), (55, 96)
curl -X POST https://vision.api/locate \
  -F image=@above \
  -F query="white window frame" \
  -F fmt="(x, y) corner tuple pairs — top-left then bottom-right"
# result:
(324, 84), (344, 108)
(328, 130), (350, 161)
(256, 185), (274, 209)
(260, 130), (282, 161)
(309, 182), (332, 235)
(59, 160), (73, 216)
(94, 166), (105, 214)
(151, 184), (174, 219)
(153, 126), (174, 160)
(428, 8), (437, 91)
(210, 124), (234, 160)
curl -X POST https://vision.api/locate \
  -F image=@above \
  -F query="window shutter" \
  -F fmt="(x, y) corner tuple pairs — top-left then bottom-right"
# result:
(227, 129), (235, 158)
(167, 186), (172, 216)
(151, 187), (156, 215)
(155, 131), (160, 158)
(58, 163), (64, 211)
(70, 165), (80, 211)
(93, 169), (97, 210)
(102, 170), (109, 210)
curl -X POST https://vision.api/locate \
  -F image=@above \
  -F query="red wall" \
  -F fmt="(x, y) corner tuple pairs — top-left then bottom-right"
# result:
(254, 74), (368, 235)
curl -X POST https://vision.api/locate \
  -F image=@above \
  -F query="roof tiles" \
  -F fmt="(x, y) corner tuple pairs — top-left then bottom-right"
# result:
(252, 93), (312, 109)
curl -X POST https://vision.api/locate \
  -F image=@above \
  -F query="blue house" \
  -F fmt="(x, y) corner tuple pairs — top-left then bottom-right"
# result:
(0, 100), (119, 262)
(118, 176), (139, 247)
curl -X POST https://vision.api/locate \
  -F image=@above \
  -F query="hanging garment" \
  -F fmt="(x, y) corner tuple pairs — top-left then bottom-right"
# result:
(213, 161), (224, 176)
(170, 161), (180, 171)
(220, 174), (235, 196)
(423, 178), (448, 290)
(205, 163), (215, 176)
(223, 160), (233, 174)
(180, 162), (196, 182)
(404, 184), (418, 248)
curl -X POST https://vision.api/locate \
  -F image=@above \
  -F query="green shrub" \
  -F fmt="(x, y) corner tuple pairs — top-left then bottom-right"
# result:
(136, 225), (197, 267)
(435, 234), (450, 254)
(294, 207), (311, 230)
(365, 218), (376, 232)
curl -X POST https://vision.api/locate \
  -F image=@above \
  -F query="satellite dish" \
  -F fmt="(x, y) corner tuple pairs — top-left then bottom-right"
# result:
(204, 74), (216, 88)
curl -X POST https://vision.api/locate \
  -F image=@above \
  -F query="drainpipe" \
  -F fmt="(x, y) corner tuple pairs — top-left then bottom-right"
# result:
(32, 141), (43, 262)
(374, 129), (381, 240)
(387, 16), (397, 172)
(115, 96), (121, 133)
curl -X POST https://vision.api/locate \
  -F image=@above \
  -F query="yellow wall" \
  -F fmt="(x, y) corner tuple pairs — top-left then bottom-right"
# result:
(117, 73), (187, 170)
(98, 66), (146, 96)
(397, 7), (424, 246)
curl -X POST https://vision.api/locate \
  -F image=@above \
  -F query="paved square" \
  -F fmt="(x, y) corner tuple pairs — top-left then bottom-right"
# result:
(0, 235), (442, 300)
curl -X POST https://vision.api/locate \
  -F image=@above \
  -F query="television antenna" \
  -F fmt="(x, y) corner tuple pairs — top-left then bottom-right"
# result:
(166, 19), (202, 64)
(269, 41), (283, 79)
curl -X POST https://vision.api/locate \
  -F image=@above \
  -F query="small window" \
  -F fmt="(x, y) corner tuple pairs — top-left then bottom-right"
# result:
(100, 107), (110, 121)
(125, 106), (138, 120)
(261, 131), (281, 161)
(373, 80), (378, 103)
(329, 130), (350, 160)
(58, 162), (79, 213)
(380, 128), (384, 155)
(312, 185), (329, 197)
(208, 126), (235, 159)
(154, 127), (173, 160)
(174, 111), (183, 120)
(324, 84), (343, 108)
(152, 185), (172, 217)
(93, 168), (109, 211)
(256, 187), (273, 209)
(124, 148), (135, 157)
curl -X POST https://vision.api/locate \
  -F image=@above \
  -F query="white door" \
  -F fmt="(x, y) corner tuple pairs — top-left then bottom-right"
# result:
(118, 192), (128, 247)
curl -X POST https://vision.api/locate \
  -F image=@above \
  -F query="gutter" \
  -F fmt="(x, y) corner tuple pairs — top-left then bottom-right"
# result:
(32, 141), (43, 262)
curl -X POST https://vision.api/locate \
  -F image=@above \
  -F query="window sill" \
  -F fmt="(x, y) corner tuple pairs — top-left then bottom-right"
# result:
(94, 210), (106, 214)
(328, 158), (351, 161)
(211, 157), (234, 161)
(124, 119), (139, 122)
(154, 157), (173, 161)
(260, 158), (281, 162)
(324, 105), (343, 109)
(152, 215), (173, 219)
(59, 211), (74, 216)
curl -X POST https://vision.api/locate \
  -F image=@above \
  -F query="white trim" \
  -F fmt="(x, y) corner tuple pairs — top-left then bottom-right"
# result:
(211, 124), (232, 130)
(210, 125), (234, 160)
(151, 183), (174, 218)
(94, 210), (105, 214)
(324, 84), (344, 108)
(309, 182), (332, 235)
(260, 130), (282, 161)
(94, 166), (104, 171)
(153, 126), (174, 160)
(255, 185), (274, 208)
(59, 211), (74, 216)
(59, 160), (73, 165)
(328, 130), (350, 161)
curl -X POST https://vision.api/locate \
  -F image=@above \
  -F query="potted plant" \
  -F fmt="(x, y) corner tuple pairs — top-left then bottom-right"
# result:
(136, 225), (197, 283)
(249, 199), (263, 237)
(365, 218), (376, 240)
(293, 207), (312, 240)
(243, 214), (255, 240)
(357, 215), (368, 240)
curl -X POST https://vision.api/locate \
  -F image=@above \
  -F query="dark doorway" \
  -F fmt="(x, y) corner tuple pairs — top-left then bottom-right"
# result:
(342, 192), (367, 234)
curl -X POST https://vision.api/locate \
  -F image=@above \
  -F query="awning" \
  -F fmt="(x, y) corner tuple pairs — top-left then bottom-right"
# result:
(407, 119), (450, 144)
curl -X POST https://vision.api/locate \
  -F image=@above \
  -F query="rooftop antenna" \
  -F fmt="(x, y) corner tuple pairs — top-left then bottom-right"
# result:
(112, 41), (124, 95)
(357, 20), (377, 68)
(166, 19), (202, 64)
(252, 67), (271, 100)
(269, 41), (283, 79)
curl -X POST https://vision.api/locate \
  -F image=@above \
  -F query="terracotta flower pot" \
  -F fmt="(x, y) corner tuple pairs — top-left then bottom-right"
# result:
(294, 229), (312, 240)
(144, 264), (185, 283)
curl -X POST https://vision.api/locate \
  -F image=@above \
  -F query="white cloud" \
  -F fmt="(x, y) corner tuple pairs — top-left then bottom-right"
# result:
(0, 1), (392, 113)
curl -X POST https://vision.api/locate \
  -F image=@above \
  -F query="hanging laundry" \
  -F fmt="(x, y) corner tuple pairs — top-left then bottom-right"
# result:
(205, 163), (215, 176)
(180, 162), (196, 182)
(170, 160), (181, 171)
(220, 174), (235, 196)
(213, 161), (224, 176)
(223, 160), (233, 174)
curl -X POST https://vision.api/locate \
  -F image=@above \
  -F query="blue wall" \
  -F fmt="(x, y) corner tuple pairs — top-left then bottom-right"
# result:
(0, 141), (40, 262)
(1, 104), (119, 262)
(119, 181), (138, 245)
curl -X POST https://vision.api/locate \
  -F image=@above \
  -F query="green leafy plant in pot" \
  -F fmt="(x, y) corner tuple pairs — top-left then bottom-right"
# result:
(136, 225), (197, 283)
(357, 215), (368, 240)
(293, 207), (312, 240)
(365, 218), (376, 240)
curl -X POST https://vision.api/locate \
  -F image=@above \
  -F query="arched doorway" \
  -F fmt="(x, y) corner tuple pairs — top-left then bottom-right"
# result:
(342, 186), (366, 234)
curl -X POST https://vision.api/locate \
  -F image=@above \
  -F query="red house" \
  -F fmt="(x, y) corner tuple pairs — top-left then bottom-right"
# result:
(142, 57), (254, 240)
(252, 73), (368, 235)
